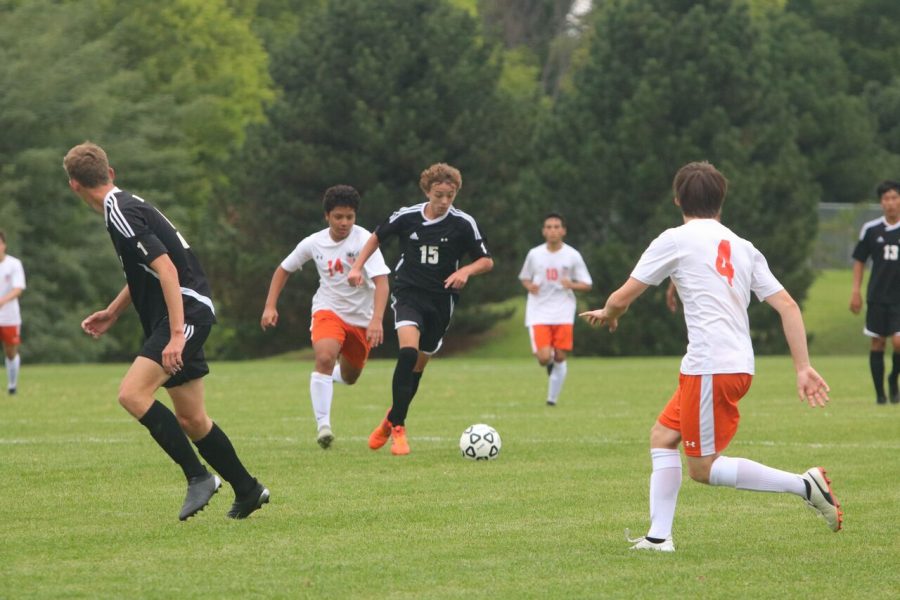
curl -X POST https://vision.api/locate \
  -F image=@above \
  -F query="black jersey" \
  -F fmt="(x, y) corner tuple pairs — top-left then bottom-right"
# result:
(852, 217), (900, 304)
(104, 188), (216, 336)
(375, 203), (490, 295)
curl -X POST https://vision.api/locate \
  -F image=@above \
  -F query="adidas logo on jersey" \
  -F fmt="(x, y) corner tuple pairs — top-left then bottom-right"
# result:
(410, 232), (419, 240)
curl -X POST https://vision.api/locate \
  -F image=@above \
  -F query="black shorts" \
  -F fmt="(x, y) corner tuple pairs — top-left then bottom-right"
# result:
(865, 303), (900, 338)
(139, 322), (212, 388)
(391, 288), (455, 354)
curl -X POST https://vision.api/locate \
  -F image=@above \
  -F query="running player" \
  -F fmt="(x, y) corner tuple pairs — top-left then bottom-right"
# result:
(849, 179), (900, 404)
(347, 163), (493, 455)
(64, 141), (269, 520)
(0, 230), (25, 395)
(261, 185), (390, 448)
(581, 161), (841, 551)
(519, 213), (592, 405)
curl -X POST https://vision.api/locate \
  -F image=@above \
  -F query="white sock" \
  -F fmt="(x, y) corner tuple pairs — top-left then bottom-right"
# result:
(309, 372), (333, 429)
(6, 354), (19, 390)
(709, 456), (805, 496)
(547, 360), (567, 403)
(332, 363), (346, 385)
(647, 448), (682, 540)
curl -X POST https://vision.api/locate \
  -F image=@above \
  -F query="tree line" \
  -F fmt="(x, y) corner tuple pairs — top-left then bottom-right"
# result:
(2, 0), (898, 362)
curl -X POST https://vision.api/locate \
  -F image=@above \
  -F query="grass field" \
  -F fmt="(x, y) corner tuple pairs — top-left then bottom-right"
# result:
(2, 355), (898, 599)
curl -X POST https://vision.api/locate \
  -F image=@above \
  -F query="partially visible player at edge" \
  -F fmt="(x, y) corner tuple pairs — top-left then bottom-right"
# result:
(347, 163), (493, 455)
(519, 212), (592, 406)
(64, 142), (269, 521)
(0, 230), (25, 395)
(261, 185), (390, 448)
(581, 161), (841, 552)
(849, 179), (900, 404)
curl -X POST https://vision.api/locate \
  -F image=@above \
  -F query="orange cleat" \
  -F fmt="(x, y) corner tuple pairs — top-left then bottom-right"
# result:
(390, 425), (410, 455)
(369, 414), (392, 450)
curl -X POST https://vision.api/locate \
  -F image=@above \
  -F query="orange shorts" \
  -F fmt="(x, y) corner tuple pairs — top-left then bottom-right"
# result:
(657, 373), (752, 457)
(529, 324), (573, 353)
(0, 325), (21, 346)
(310, 310), (369, 370)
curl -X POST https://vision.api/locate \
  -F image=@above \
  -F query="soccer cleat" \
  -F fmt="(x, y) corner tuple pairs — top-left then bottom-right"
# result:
(7, 387), (15, 395)
(227, 481), (270, 519)
(877, 395), (887, 405)
(626, 530), (675, 552)
(801, 467), (843, 532)
(179, 472), (221, 521)
(390, 425), (410, 456)
(368, 413), (393, 450)
(316, 425), (334, 449)
(546, 400), (557, 407)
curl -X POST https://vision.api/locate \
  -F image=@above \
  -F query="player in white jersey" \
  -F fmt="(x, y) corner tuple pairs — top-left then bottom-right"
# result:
(581, 161), (841, 552)
(519, 213), (592, 405)
(0, 230), (26, 395)
(262, 185), (390, 448)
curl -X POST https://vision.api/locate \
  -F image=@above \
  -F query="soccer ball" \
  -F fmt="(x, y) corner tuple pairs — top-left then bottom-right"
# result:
(459, 424), (501, 461)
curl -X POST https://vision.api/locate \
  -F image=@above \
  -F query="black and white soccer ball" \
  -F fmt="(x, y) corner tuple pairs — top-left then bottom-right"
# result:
(459, 424), (501, 461)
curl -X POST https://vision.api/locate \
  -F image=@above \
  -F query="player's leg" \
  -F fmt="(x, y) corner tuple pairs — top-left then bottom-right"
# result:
(311, 338), (340, 446)
(1, 326), (21, 394)
(529, 325), (554, 375)
(685, 374), (842, 531)
(865, 304), (888, 404)
(887, 305), (900, 403)
(547, 325), (573, 405)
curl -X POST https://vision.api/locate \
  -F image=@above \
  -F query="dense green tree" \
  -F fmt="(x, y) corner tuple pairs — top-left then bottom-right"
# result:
(527, 0), (859, 355)
(214, 0), (538, 357)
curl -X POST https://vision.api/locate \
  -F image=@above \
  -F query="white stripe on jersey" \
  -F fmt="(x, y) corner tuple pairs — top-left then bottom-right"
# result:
(388, 204), (425, 223)
(699, 375), (715, 455)
(184, 324), (194, 341)
(104, 193), (136, 239)
(858, 217), (884, 241)
(137, 263), (216, 316)
(448, 206), (483, 240)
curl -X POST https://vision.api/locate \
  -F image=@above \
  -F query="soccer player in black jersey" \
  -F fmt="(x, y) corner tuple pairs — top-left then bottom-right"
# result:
(850, 179), (900, 404)
(64, 142), (269, 519)
(347, 163), (493, 455)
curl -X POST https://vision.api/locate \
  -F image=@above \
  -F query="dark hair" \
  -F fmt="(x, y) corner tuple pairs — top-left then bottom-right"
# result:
(63, 142), (111, 187)
(323, 185), (360, 214)
(876, 180), (900, 199)
(543, 212), (566, 228)
(673, 161), (728, 218)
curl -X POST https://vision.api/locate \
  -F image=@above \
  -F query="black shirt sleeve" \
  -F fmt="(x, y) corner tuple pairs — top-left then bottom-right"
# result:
(120, 204), (168, 265)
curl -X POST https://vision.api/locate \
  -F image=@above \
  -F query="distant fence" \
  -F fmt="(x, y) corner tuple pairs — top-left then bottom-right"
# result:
(814, 202), (883, 269)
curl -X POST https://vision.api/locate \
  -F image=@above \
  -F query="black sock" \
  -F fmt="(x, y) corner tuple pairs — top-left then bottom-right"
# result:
(870, 350), (885, 398)
(388, 347), (419, 426)
(138, 400), (207, 481)
(889, 354), (900, 392)
(194, 423), (256, 497)
(409, 371), (424, 402)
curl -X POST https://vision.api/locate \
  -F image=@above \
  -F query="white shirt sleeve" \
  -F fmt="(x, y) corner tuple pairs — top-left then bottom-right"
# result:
(364, 247), (391, 278)
(571, 250), (592, 285)
(280, 237), (314, 273)
(631, 230), (679, 286)
(12, 259), (25, 289)
(518, 250), (535, 281)
(750, 247), (784, 301)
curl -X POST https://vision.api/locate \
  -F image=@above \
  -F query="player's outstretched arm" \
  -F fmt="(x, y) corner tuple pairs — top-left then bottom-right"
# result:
(82, 285), (131, 338)
(261, 266), (291, 330)
(348, 233), (381, 287)
(765, 289), (830, 407)
(849, 260), (865, 314)
(444, 256), (494, 289)
(367, 274), (389, 347)
(580, 278), (649, 332)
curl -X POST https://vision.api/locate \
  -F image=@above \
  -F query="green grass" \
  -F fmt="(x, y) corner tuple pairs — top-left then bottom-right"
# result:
(1, 357), (897, 599)
(804, 269), (865, 356)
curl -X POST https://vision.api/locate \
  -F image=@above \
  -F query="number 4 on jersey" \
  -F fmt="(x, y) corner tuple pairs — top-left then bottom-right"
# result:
(716, 240), (735, 286)
(327, 258), (345, 276)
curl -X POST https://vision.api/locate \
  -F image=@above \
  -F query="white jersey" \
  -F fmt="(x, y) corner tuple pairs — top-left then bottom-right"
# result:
(0, 255), (25, 326)
(519, 243), (592, 326)
(280, 225), (390, 328)
(631, 219), (783, 375)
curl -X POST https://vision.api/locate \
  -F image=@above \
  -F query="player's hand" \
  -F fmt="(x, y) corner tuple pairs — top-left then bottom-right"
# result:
(560, 277), (573, 290)
(81, 309), (117, 338)
(666, 282), (679, 313)
(261, 307), (278, 330)
(161, 330), (186, 376)
(796, 365), (830, 407)
(347, 268), (364, 288)
(444, 269), (470, 290)
(524, 281), (540, 294)
(579, 308), (618, 332)
(849, 292), (862, 314)
(367, 320), (384, 348)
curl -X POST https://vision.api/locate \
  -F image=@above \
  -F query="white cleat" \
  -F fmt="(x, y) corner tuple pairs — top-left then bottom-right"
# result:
(801, 467), (843, 532)
(316, 425), (334, 449)
(626, 529), (675, 552)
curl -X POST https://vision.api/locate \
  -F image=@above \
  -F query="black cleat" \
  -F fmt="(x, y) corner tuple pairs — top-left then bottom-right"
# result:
(179, 472), (221, 521)
(546, 400), (557, 407)
(7, 387), (15, 395)
(877, 395), (888, 405)
(227, 481), (270, 519)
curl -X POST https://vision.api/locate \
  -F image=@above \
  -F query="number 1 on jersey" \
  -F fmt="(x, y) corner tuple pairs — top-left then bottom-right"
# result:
(716, 240), (735, 286)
